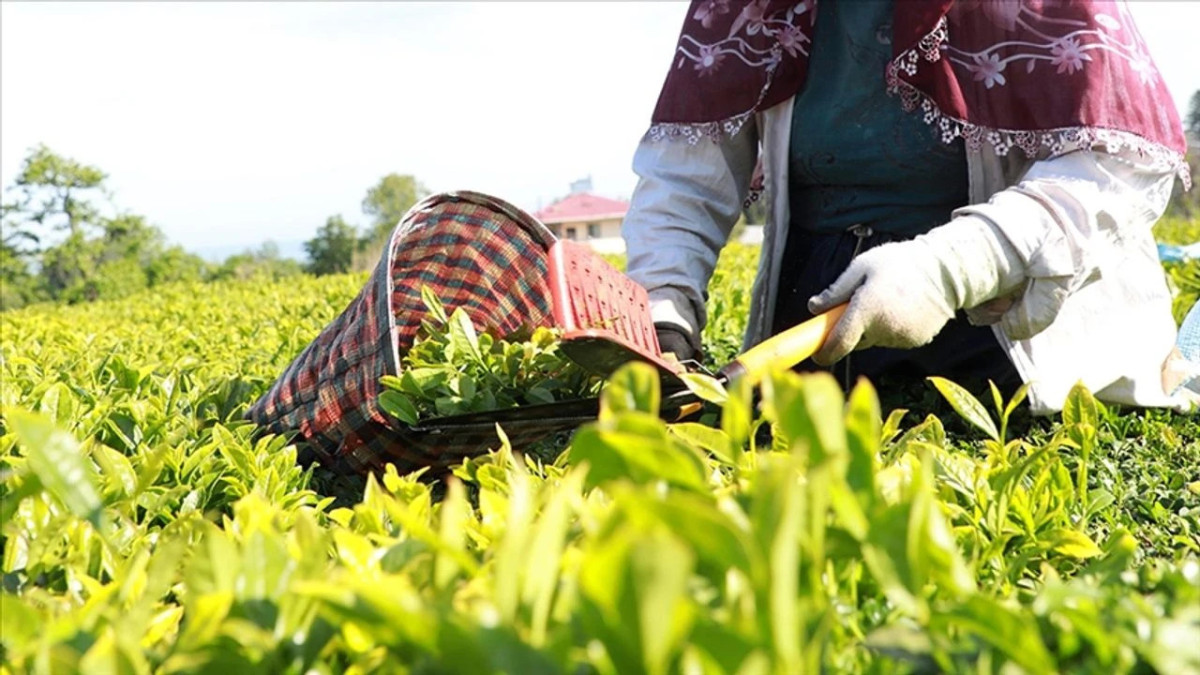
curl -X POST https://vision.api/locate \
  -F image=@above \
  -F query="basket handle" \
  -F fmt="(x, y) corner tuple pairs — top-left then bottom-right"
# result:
(718, 303), (848, 384)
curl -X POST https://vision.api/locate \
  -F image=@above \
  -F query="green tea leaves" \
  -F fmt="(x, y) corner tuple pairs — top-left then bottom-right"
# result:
(570, 420), (708, 492)
(380, 300), (601, 426)
(600, 361), (661, 417)
(1048, 529), (1104, 559)
(578, 525), (697, 675)
(1063, 380), (1100, 430)
(1, 245), (1196, 674)
(378, 390), (420, 425)
(447, 305), (484, 363)
(8, 409), (104, 529)
(679, 371), (728, 405)
(927, 377), (999, 441)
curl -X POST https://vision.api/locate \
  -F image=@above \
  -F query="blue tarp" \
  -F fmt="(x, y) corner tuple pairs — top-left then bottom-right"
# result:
(1158, 242), (1200, 262)
(1159, 241), (1200, 394)
(1174, 299), (1200, 396)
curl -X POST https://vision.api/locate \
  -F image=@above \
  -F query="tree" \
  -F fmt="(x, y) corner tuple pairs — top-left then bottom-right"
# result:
(1187, 90), (1200, 140)
(35, 213), (168, 303)
(361, 174), (428, 243)
(304, 215), (358, 276)
(0, 145), (212, 309)
(147, 246), (208, 287)
(1, 145), (112, 308)
(0, 239), (40, 310)
(1, 200), (41, 309)
(1165, 90), (1199, 218)
(37, 232), (99, 302)
(10, 143), (108, 238)
(210, 241), (302, 282)
(1, 201), (40, 254)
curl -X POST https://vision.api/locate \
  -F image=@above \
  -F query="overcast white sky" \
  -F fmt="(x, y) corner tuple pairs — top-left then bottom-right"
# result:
(3, 2), (1197, 257)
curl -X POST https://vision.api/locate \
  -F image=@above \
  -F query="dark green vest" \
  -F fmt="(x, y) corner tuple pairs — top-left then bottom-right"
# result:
(788, 0), (969, 237)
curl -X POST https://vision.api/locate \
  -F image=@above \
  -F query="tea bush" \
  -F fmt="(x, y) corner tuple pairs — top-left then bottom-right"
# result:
(1, 244), (1198, 674)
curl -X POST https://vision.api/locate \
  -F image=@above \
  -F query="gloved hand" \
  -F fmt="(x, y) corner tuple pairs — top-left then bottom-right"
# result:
(808, 216), (1025, 366)
(656, 322), (702, 363)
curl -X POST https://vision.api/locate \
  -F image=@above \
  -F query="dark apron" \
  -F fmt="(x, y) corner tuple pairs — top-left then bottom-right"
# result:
(772, 225), (1021, 393)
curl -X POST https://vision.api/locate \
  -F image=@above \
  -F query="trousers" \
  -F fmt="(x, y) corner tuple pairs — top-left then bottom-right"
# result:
(771, 224), (1021, 393)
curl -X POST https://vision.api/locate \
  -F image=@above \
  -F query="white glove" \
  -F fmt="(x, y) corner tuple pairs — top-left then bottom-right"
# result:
(807, 216), (1026, 366)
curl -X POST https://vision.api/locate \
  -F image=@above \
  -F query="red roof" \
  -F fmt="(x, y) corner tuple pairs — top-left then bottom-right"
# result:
(532, 192), (629, 225)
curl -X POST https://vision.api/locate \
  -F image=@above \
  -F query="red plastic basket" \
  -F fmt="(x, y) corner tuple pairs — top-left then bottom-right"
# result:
(546, 240), (684, 377)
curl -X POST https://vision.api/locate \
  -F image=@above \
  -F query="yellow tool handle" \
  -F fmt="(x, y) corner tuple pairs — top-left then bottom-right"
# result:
(718, 303), (848, 385)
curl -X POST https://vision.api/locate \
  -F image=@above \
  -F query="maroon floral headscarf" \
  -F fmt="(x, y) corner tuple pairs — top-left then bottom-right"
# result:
(650, 0), (1189, 186)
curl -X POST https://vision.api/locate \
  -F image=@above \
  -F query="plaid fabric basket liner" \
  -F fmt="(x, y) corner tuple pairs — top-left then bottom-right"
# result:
(246, 190), (575, 476)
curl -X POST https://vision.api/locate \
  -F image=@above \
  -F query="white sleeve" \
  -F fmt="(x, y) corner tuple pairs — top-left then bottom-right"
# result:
(620, 123), (760, 339)
(953, 149), (1175, 340)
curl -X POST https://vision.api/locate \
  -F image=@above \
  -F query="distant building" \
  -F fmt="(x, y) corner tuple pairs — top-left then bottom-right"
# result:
(533, 182), (630, 254)
(532, 179), (768, 253)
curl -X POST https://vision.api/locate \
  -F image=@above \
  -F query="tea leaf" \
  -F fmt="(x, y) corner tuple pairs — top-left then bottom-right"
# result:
(601, 362), (661, 417)
(720, 374), (754, 453)
(38, 382), (78, 429)
(926, 377), (999, 441)
(880, 408), (908, 446)
(8, 410), (104, 529)
(434, 478), (470, 590)
(1004, 382), (1031, 421)
(1048, 529), (1103, 559)
(679, 372), (727, 405)
(845, 378), (881, 501)
(447, 308), (483, 363)
(379, 390), (420, 426)
(571, 421), (708, 492)
(420, 284), (448, 324)
(1062, 381), (1099, 429)
(668, 423), (735, 464)
(938, 595), (1056, 674)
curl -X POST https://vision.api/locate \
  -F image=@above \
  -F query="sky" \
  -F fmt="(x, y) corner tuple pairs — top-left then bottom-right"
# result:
(3, 1), (1198, 259)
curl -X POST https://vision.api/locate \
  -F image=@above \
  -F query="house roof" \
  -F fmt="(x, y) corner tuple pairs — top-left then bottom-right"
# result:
(532, 192), (629, 225)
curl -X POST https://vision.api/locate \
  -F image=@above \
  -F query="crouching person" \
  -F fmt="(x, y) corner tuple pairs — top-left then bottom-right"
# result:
(622, 0), (1195, 414)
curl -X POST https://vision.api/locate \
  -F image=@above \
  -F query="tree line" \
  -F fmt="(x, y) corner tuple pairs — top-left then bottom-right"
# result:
(302, 173), (429, 277)
(1, 145), (428, 311)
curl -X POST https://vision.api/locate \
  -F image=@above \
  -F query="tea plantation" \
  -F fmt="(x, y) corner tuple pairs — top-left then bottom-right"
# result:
(1, 235), (1198, 673)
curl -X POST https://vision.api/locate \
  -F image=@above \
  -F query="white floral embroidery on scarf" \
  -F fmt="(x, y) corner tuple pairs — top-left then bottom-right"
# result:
(651, 0), (816, 145)
(943, 1), (1154, 86)
(1049, 37), (1091, 75)
(692, 0), (732, 30)
(1093, 13), (1120, 31)
(970, 53), (1007, 89)
(885, 7), (1190, 188)
(694, 45), (727, 76)
(674, 0), (813, 72)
